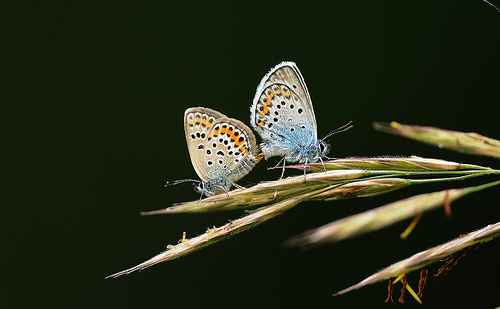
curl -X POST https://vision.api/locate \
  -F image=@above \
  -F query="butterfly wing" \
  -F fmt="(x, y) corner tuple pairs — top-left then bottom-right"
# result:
(184, 107), (227, 182)
(250, 61), (318, 161)
(203, 117), (258, 188)
(185, 107), (258, 195)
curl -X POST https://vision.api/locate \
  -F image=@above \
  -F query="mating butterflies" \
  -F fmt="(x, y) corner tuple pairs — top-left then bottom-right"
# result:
(183, 107), (259, 196)
(250, 61), (350, 167)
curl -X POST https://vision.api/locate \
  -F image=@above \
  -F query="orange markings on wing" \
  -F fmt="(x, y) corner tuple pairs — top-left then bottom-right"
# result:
(257, 120), (265, 129)
(234, 137), (245, 147)
(283, 88), (291, 97)
(262, 98), (271, 106)
(200, 119), (211, 128)
(226, 127), (234, 137)
(238, 146), (248, 155)
(259, 106), (269, 115)
(229, 132), (238, 142)
(267, 92), (274, 100)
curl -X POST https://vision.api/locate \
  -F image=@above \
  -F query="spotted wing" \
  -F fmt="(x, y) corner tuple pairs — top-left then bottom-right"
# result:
(184, 107), (258, 192)
(250, 61), (318, 156)
(184, 107), (227, 182)
(202, 117), (258, 186)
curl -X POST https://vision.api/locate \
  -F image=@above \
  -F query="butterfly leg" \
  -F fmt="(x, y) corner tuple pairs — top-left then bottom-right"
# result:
(303, 158), (309, 180)
(280, 157), (287, 179)
(229, 179), (245, 190)
(233, 183), (245, 190)
(214, 184), (231, 197)
(318, 156), (327, 173)
(268, 157), (285, 170)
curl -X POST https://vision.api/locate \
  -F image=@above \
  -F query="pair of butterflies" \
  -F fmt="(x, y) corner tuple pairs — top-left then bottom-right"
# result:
(181, 61), (350, 197)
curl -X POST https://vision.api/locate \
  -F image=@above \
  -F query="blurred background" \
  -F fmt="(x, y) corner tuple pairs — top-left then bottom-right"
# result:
(3, 1), (500, 308)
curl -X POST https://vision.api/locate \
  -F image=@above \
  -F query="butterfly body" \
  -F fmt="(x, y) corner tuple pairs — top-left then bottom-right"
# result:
(184, 107), (258, 196)
(250, 61), (329, 164)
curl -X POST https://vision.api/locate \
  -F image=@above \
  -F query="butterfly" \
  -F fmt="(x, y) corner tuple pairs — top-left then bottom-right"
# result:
(250, 61), (352, 173)
(176, 107), (260, 197)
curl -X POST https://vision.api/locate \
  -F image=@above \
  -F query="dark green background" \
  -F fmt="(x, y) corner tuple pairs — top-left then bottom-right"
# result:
(3, 2), (500, 308)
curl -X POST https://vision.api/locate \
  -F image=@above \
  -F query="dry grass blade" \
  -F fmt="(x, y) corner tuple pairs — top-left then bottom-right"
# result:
(483, 0), (500, 12)
(373, 122), (500, 159)
(287, 157), (488, 172)
(308, 178), (411, 201)
(142, 157), (492, 215)
(142, 170), (369, 214)
(288, 180), (500, 248)
(107, 195), (305, 278)
(333, 221), (500, 296)
(108, 177), (426, 278)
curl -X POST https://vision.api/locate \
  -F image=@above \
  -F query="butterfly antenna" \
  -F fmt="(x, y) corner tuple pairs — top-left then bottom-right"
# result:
(322, 121), (353, 141)
(165, 179), (200, 188)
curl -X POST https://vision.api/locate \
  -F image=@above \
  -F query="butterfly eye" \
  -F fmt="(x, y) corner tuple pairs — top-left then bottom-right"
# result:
(319, 143), (325, 152)
(318, 140), (330, 156)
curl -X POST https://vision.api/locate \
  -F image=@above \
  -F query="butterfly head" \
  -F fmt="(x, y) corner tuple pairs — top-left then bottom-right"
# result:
(194, 178), (230, 197)
(317, 139), (330, 158)
(194, 181), (211, 196)
(165, 177), (226, 198)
